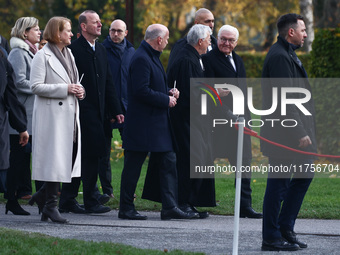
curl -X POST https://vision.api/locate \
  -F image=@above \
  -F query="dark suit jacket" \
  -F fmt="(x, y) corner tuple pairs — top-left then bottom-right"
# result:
(0, 56), (27, 169)
(261, 36), (317, 159)
(69, 35), (122, 156)
(202, 47), (252, 160)
(122, 40), (173, 152)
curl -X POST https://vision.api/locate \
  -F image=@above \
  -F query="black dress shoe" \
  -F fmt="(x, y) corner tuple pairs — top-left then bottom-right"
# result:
(281, 230), (307, 248)
(59, 203), (88, 214)
(161, 207), (199, 220)
(98, 194), (110, 205)
(5, 200), (30, 215)
(118, 209), (148, 220)
(240, 207), (263, 218)
(262, 239), (300, 251)
(179, 204), (208, 219)
(87, 204), (111, 213)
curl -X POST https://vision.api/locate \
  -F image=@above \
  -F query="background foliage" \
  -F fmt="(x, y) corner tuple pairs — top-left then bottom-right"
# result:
(0, 0), (339, 48)
(0, 1), (339, 156)
(309, 28), (340, 156)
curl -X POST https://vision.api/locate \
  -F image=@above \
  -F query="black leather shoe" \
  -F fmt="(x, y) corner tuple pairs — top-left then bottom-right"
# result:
(118, 209), (148, 220)
(5, 200), (30, 215)
(87, 204), (111, 213)
(59, 203), (88, 214)
(161, 207), (199, 220)
(262, 239), (299, 251)
(98, 194), (110, 205)
(281, 230), (307, 248)
(240, 207), (263, 218)
(179, 204), (208, 219)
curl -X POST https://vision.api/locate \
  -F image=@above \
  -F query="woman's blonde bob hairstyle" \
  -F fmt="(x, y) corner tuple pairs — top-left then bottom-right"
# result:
(43, 16), (72, 44)
(11, 17), (39, 40)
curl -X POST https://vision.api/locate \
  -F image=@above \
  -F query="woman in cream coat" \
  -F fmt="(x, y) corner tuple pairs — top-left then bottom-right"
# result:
(29, 16), (85, 223)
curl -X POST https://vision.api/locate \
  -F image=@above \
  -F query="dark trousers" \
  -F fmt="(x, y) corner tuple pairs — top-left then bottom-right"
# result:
(97, 135), (113, 195)
(262, 158), (314, 240)
(0, 169), (7, 193)
(60, 156), (101, 209)
(120, 150), (178, 211)
(5, 135), (32, 200)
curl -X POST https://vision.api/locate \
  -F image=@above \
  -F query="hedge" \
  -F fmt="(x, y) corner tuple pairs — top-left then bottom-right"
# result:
(309, 28), (340, 157)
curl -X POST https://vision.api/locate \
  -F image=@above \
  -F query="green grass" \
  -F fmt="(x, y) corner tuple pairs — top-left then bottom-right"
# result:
(0, 228), (202, 255)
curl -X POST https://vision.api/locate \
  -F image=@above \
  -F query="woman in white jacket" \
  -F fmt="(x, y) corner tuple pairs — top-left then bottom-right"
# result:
(29, 16), (85, 223)
(6, 17), (41, 215)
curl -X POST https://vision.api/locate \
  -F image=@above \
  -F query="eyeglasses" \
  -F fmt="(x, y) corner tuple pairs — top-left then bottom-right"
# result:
(110, 29), (124, 34)
(219, 37), (236, 44)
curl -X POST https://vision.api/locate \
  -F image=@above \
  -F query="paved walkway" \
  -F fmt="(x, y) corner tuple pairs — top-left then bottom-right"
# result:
(0, 204), (339, 254)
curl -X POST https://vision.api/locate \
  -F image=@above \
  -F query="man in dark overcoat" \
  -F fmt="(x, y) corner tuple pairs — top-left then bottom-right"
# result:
(59, 10), (123, 214)
(119, 24), (197, 220)
(0, 55), (29, 196)
(100, 19), (135, 198)
(167, 24), (215, 218)
(261, 13), (317, 251)
(202, 25), (262, 219)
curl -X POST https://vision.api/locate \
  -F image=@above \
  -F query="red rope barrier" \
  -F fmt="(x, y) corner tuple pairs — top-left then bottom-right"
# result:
(239, 126), (340, 159)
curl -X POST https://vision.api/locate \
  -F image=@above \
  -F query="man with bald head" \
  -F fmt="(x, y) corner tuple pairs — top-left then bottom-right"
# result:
(100, 19), (135, 198)
(119, 24), (198, 220)
(167, 8), (216, 73)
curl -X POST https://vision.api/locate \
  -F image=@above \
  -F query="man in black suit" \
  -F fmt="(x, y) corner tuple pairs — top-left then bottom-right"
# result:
(167, 8), (216, 74)
(59, 10), (124, 214)
(119, 24), (197, 221)
(202, 25), (262, 219)
(261, 14), (316, 251)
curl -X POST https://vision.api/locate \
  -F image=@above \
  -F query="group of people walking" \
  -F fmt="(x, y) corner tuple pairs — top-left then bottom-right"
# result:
(0, 7), (317, 252)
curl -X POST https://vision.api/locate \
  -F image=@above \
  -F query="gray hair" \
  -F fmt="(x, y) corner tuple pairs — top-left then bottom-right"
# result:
(11, 17), (39, 40)
(187, 24), (212, 46)
(218, 25), (239, 41)
(144, 24), (167, 41)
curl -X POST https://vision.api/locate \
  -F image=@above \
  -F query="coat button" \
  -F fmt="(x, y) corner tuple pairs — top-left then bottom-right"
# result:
(59, 102), (63, 106)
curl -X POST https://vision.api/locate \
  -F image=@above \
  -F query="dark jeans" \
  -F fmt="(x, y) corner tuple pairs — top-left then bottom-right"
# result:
(120, 150), (178, 211)
(5, 135), (32, 200)
(262, 158), (314, 240)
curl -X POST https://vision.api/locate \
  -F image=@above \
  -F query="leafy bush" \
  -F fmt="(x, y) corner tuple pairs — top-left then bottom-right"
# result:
(309, 28), (340, 157)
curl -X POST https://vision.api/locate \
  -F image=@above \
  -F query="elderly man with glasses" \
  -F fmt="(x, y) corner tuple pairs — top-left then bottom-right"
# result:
(202, 25), (263, 219)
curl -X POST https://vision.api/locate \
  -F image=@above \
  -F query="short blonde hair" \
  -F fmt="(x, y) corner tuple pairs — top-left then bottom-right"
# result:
(11, 17), (39, 40)
(43, 16), (72, 44)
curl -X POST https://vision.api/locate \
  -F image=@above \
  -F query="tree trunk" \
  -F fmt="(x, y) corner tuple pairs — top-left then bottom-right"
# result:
(300, 0), (314, 52)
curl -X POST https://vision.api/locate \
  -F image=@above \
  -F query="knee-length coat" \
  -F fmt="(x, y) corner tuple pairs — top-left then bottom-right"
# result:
(30, 43), (82, 182)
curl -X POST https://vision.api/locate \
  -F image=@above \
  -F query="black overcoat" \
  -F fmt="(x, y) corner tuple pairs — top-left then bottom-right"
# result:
(69, 35), (122, 157)
(261, 36), (317, 159)
(202, 47), (252, 160)
(167, 44), (216, 207)
(167, 35), (217, 76)
(0, 56), (27, 169)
